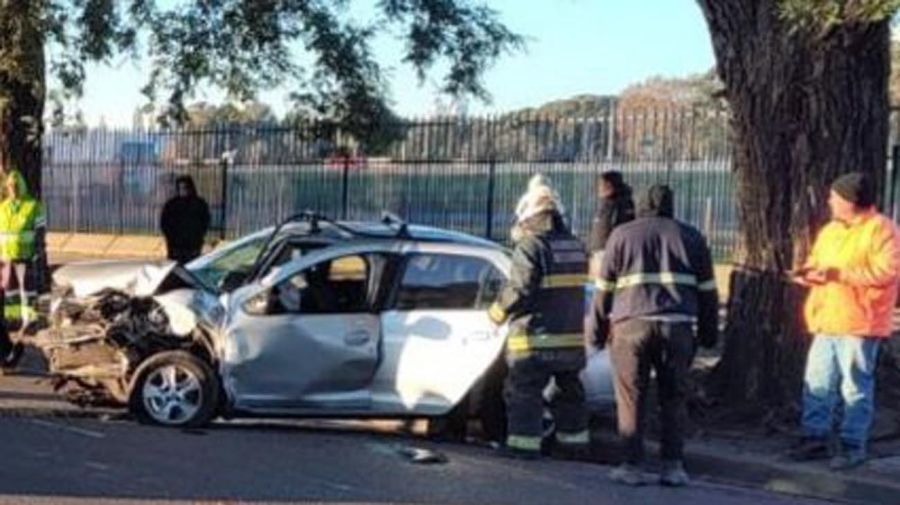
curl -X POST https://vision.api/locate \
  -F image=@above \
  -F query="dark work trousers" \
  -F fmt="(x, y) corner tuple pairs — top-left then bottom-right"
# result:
(609, 319), (694, 464)
(504, 348), (588, 452)
(0, 286), (9, 358)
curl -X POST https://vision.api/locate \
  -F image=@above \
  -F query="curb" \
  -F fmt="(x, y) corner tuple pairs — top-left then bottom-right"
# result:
(590, 429), (900, 505)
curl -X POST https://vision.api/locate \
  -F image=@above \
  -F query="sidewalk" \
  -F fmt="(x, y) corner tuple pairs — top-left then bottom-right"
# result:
(587, 420), (900, 504)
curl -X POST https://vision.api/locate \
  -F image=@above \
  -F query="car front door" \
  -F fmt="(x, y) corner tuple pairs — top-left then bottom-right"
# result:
(374, 252), (507, 415)
(222, 253), (380, 412)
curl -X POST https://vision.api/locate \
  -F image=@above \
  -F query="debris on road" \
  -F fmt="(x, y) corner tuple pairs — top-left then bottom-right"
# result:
(397, 445), (448, 464)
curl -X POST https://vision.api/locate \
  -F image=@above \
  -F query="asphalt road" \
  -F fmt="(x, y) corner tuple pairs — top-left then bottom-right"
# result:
(0, 415), (837, 505)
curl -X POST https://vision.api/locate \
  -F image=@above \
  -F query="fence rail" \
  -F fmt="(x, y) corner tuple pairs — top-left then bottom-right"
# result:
(39, 109), (792, 260)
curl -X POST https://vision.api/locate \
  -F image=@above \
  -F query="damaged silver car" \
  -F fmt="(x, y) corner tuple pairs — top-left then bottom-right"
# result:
(35, 212), (613, 433)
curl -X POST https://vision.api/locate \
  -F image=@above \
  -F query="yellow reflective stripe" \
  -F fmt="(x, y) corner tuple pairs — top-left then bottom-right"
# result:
(507, 333), (583, 352)
(488, 303), (507, 324)
(541, 273), (588, 288)
(555, 430), (590, 445)
(615, 272), (698, 289)
(506, 435), (542, 451)
(4, 304), (36, 321)
(698, 279), (717, 291)
(595, 278), (617, 291)
(0, 231), (35, 241)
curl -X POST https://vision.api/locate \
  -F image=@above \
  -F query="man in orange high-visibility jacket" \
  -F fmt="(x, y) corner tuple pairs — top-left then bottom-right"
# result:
(791, 171), (900, 470)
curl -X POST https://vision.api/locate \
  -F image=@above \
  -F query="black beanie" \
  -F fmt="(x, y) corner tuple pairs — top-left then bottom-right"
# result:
(831, 172), (875, 208)
(637, 184), (674, 218)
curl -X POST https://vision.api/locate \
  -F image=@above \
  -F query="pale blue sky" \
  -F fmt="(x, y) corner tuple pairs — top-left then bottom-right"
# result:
(77, 0), (716, 126)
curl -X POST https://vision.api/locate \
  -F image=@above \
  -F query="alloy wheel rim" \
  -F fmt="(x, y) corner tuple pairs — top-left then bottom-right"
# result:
(142, 364), (203, 424)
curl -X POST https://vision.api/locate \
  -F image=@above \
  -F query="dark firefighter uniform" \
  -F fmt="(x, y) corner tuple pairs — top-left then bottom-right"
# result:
(488, 211), (590, 456)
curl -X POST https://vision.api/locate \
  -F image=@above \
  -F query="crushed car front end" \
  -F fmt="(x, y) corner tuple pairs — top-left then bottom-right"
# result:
(34, 260), (224, 407)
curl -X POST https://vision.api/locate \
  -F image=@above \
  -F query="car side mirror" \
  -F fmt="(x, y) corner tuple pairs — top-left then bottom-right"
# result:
(219, 270), (250, 292)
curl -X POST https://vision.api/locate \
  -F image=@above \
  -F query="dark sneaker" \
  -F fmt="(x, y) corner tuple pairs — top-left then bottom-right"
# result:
(830, 445), (866, 471)
(609, 464), (650, 486)
(659, 460), (690, 487)
(1, 342), (23, 370)
(829, 453), (865, 470)
(787, 436), (830, 461)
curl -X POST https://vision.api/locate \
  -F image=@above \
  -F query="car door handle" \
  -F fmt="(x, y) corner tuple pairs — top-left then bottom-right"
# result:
(344, 330), (372, 346)
(467, 331), (491, 341)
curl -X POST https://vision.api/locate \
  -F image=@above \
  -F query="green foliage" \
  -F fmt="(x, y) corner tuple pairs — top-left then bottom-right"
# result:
(3, 0), (522, 139)
(508, 94), (616, 119)
(778, 0), (900, 34)
(185, 101), (278, 129)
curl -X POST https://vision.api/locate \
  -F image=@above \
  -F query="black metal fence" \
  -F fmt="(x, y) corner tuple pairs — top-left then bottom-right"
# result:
(43, 109), (738, 258)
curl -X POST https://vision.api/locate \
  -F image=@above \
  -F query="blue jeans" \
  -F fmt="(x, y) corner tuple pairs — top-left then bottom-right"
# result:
(802, 335), (881, 455)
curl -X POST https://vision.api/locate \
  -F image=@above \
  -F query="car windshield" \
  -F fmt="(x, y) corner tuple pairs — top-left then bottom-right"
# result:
(187, 233), (268, 293)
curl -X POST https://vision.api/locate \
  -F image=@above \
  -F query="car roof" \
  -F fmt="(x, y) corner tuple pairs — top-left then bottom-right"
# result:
(273, 220), (502, 250)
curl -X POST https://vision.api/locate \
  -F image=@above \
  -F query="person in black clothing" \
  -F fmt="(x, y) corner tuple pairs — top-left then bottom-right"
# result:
(588, 171), (635, 277)
(160, 176), (211, 264)
(0, 300), (23, 372)
(588, 184), (717, 487)
(488, 174), (589, 460)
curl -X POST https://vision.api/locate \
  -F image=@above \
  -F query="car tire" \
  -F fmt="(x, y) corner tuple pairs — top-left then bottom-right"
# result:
(128, 351), (220, 428)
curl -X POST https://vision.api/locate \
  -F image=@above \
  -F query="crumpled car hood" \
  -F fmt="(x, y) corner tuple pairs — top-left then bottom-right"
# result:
(53, 260), (195, 298)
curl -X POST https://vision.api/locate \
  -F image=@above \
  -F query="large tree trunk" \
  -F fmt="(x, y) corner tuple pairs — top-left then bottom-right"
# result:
(0, 3), (45, 195)
(697, 1), (890, 414)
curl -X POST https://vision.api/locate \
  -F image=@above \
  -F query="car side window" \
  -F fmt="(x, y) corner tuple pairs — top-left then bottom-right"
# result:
(272, 254), (370, 315)
(393, 254), (502, 310)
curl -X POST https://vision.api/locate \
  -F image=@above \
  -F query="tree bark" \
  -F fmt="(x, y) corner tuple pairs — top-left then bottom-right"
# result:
(697, 1), (890, 412)
(0, 4), (45, 196)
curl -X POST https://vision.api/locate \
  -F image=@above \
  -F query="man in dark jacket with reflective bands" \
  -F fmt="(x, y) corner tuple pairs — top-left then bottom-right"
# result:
(589, 184), (718, 487)
(488, 174), (589, 460)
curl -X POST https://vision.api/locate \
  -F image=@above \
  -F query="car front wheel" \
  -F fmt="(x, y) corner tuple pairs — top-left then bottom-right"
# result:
(128, 351), (220, 428)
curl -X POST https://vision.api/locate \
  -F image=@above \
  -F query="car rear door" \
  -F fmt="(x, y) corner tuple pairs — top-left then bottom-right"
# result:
(374, 250), (507, 415)
(222, 252), (381, 412)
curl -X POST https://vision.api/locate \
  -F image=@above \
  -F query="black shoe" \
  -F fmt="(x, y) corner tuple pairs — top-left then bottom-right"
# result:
(787, 436), (830, 462)
(549, 443), (591, 461)
(830, 442), (867, 470)
(829, 452), (866, 470)
(659, 460), (691, 487)
(609, 464), (651, 486)
(1, 342), (23, 371)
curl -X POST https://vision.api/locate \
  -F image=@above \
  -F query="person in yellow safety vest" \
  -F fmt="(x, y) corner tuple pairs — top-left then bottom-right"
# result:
(0, 170), (46, 330)
(488, 174), (590, 460)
